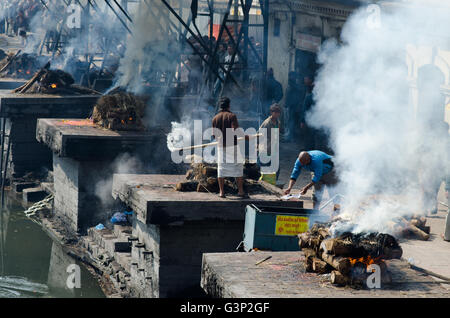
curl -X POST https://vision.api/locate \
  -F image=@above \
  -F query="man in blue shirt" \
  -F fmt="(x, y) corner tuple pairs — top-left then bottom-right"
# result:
(284, 150), (338, 209)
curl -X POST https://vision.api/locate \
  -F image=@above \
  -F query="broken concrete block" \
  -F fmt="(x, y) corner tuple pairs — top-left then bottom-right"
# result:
(23, 187), (47, 203)
(13, 182), (38, 193)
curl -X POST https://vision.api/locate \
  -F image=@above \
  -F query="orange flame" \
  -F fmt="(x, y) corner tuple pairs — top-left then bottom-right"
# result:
(349, 256), (383, 267)
(51, 84), (57, 89)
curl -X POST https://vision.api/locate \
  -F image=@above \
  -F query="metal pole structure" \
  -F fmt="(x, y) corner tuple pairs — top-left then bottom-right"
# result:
(241, 0), (250, 82)
(160, 0), (241, 89)
(262, 0), (269, 73)
(1, 135), (11, 208)
(104, 0), (132, 34)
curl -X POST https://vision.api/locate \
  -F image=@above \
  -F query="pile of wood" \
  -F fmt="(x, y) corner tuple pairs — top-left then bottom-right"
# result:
(299, 223), (403, 287)
(92, 89), (146, 131)
(13, 62), (101, 95)
(0, 51), (45, 79)
(176, 161), (263, 194)
(389, 215), (430, 241)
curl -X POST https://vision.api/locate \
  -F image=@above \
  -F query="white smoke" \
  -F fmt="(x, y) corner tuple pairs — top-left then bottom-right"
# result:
(114, 0), (178, 94)
(308, 1), (450, 234)
(94, 153), (145, 207)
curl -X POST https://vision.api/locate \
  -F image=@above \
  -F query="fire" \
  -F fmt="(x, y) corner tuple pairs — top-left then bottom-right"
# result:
(26, 70), (31, 75)
(51, 84), (57, 89)
(348, 256), (383, 267)
(121, 120), (125, 124)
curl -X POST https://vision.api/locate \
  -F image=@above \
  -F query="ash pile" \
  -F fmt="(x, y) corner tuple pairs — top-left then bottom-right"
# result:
(176, 160), (263, 195)
(92, 89), (147, 131)
(0, 50), (46, 79)
(13, 62), (101, 95)
(299, 222), (403, 288)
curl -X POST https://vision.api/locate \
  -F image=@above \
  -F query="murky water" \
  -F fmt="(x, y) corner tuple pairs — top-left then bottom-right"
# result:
(0, 193), (105, 298)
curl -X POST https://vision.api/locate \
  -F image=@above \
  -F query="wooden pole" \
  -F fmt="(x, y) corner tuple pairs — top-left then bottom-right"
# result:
(171, 133), (262, 152)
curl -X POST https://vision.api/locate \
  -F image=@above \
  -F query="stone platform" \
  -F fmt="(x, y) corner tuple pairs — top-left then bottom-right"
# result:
(112, 174), (303, 225)
(0, 79), (25, 90)
(0, 93), (99, 179)
(201, 251), (450, 298)
(111, 173), (306, 297)
(0, 93), (99, 117)
(37, 119), (172, 234)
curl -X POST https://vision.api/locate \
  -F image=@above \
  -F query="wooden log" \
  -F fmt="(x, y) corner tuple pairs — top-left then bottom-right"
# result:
(321, 252), (351, 274)
(301, 248), (317, 259)
(185, 169), (194, 180)
(320, 238), (353, 256)
(0, 50), (21, 73)
(330, 271), (349, 286)
(407, 223), (430, 241)
(15, 61), (50, 93)
(175, 181), (198, 192)
(305, 257), (314, 272)
(421, 226), (430, 234)
(70, 84), (102, 95)
(410, 218), (426, 229)
(298, 233), (311, 248)
(312, 257), (331, 274)
(318, 228), (330, 240)
(201, 166), (217, 178)
(309, 237), (322, 251)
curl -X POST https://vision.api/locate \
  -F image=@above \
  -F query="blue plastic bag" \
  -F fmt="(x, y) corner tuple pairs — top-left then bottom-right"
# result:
(110, 212), (128, 224)
(95, 223), (105, 230)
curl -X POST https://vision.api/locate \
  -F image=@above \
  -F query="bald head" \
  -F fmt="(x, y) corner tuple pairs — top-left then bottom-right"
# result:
(299, 152), (311, 165)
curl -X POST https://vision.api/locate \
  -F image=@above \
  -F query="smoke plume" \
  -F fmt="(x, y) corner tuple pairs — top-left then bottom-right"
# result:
(308, 1), (449, 234)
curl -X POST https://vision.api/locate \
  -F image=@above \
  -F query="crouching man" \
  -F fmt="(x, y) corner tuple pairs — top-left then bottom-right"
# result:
(284, 150), (338, 209)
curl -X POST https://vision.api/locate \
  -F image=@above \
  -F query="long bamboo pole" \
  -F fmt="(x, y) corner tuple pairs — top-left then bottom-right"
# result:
(171, 133), (262, 152)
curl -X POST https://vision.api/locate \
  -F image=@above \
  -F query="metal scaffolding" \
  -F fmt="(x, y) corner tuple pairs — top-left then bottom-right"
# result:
(155, 0), (270, 102)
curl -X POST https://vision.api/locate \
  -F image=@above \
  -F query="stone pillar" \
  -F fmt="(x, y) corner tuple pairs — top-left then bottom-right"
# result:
(53, 155), (115, 234)
(8, 117), (52, 180)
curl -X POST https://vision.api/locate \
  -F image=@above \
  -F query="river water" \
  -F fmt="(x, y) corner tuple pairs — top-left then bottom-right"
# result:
(0, 193), (105, 298)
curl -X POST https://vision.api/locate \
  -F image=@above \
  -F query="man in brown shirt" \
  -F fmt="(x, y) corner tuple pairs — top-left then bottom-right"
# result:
(212, 97), (247, 198)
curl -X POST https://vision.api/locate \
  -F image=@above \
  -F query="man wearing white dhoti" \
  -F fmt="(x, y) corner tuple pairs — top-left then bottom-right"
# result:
(212, 97), (248, 199)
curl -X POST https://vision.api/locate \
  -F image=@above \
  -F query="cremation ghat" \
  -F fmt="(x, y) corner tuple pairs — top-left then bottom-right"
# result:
(200, 252), (450, 298)
(111, 174), (304, 297)
(36, 118), (172, 234)
(0, 93), (99, 179)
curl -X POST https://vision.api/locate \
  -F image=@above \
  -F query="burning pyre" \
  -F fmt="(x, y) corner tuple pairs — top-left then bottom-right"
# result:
(13, 62), (101, 95)
(0, 51), (46, 79)
(175, 160), (262, 195)
(92, 89), (147, 131)
(299, 222), (403, 288)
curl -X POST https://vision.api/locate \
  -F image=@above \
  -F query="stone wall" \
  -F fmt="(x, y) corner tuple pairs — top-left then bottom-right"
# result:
(128, 218), (244, 298)
(53, 155), (114, 234)
(7, 117), (52, 179)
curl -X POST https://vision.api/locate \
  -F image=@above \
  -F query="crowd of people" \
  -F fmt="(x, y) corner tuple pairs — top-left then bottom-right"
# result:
(175, 33), (323, 150)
